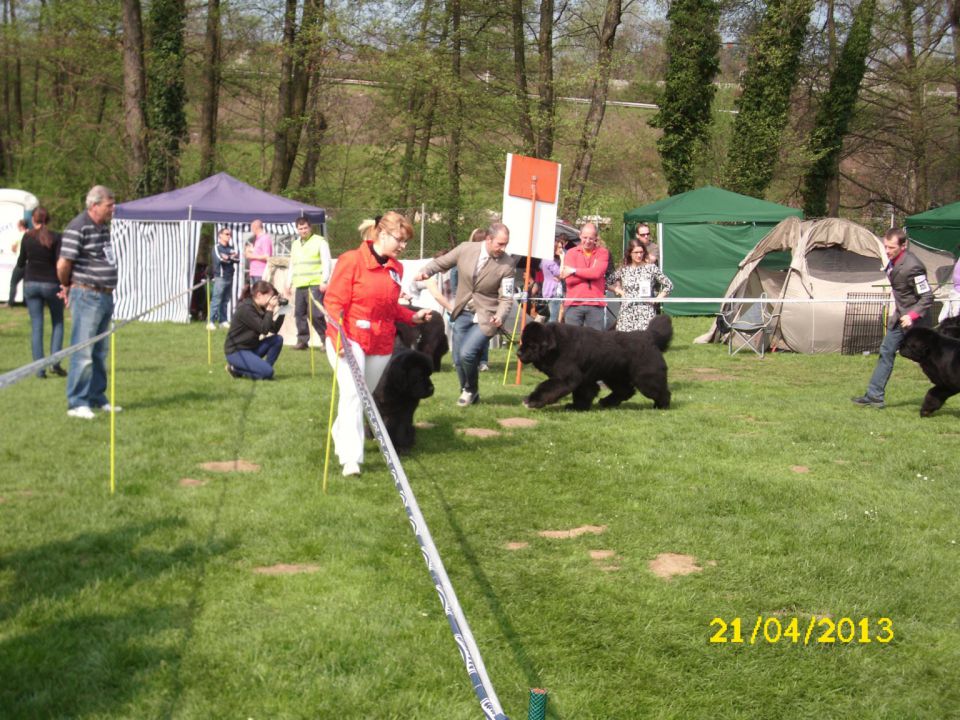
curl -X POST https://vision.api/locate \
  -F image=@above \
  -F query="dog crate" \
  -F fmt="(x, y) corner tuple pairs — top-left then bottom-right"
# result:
(841, 292), (887, 355)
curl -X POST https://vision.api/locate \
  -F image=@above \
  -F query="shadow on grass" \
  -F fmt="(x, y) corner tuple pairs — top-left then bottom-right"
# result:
(0, 606), (181, 717)
(415, 459), (561, 719)
(132, 389), (222, 411)
(0, 516), (190, 622)
(159, 379), (257, 720)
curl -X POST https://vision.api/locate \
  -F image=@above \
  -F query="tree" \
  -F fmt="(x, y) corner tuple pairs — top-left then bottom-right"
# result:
(198, 0), (221, 179)
(651, 0), (720, 195)
(723, 0), (814, 197)
(511, 0), (536, 154)
(563, 0), (624, 220)
(121, 0), (149, 192)
(145, 0), (188, 192)
(801, 0), (875, 217)
(536, 0), (556, 158)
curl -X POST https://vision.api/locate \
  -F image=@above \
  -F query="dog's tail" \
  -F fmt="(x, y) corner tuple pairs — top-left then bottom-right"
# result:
(645, 314), (673, 352)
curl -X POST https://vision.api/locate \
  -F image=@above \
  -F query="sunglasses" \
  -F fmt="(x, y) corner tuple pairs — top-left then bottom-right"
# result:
(637, 232), (650, 237)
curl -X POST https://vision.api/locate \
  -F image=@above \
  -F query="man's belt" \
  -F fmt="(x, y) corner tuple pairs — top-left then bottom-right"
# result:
(73, 283), (114, 294)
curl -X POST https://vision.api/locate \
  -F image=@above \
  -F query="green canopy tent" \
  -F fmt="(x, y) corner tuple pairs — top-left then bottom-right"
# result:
(623, 186), (803, 315)
(905, 202), (960, 255)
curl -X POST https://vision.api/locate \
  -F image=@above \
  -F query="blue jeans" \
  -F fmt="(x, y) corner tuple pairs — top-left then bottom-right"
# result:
(866, 324), (905, 401)
(24, 281), (65, 369)
(66, 287), (114, 409)
(226, 335), (283, 380)
(452, 312), (491, 394)
(547, 298), (562, 323)
(210, 276), (232, 323)
(564, 305), (604, 330)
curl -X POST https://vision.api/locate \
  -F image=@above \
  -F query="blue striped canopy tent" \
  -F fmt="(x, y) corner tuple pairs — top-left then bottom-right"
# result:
(113, 173), (325, 322)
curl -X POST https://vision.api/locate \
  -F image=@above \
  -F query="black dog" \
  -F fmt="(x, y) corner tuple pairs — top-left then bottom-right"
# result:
(517, 315), (672, 410)
(373, 349), (435, 450)
(936, 314), (960, 340)
(395, 307), (449, 371)
(899, 327), (960, 416)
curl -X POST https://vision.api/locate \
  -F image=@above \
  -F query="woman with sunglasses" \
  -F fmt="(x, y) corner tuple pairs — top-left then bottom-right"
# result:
(324, 212), (432, 476)
(610, 239), (673, 332)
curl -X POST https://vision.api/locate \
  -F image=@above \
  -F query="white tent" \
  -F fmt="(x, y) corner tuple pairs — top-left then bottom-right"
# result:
(0, 189), (39, 303)
(699, 217), (954, 354)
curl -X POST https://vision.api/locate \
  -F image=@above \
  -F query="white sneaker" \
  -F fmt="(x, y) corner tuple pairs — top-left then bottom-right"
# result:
(479, 363), (490, 372)
(67, 406), (96, 420)
(98, 403), (123, 413)
(342, 462), (361, 477)
(220, 321), (230, 329)
(457, 390), (477, 407)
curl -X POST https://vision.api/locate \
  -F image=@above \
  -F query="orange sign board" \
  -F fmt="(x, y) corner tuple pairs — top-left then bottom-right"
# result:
(508, 155), (560, 204)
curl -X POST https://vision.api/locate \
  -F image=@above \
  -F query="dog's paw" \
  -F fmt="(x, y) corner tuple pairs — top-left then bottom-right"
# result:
(523, 395), (545, 409)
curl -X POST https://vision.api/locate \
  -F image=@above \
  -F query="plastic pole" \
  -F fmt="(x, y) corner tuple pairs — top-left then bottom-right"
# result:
(109, 322), (117, 495)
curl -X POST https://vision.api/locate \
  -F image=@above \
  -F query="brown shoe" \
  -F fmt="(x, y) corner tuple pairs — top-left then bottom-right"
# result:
(294, 341), (309, 350)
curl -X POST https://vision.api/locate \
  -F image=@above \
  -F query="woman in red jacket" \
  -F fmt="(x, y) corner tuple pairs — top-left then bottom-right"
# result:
(324, 211), (432, 476)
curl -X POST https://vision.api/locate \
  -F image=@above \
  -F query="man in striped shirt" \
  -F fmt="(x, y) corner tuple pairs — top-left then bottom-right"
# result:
(56, 185), (119, 420)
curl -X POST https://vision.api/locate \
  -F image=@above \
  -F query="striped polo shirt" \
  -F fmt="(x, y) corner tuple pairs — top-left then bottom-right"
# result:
(60, 210), (118, 289)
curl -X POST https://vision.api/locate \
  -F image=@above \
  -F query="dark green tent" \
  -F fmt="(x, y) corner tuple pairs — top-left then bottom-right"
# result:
(622, 186), (803, 315)
(905, 203), (960, 255)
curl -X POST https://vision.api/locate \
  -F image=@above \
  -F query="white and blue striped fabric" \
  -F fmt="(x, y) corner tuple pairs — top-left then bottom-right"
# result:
(114, 219), (200, 322)
(112, 220), (296, 323)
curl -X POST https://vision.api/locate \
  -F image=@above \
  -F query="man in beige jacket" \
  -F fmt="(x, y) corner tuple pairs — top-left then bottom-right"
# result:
(417, 223), (515, 406)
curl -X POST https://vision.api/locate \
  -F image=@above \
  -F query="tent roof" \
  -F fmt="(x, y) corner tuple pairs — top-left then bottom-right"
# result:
(905, 200), (960, 229)
(114, 172), (325, 224)
(623, 185), (803, 224)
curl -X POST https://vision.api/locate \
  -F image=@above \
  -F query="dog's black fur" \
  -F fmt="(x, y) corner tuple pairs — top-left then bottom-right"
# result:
(517, 315), (672, 410)
(395, 307), (449, 371)
(936, 314), (960, 340)
(373, 349), (435, 450)
(899, 326), (960, 416)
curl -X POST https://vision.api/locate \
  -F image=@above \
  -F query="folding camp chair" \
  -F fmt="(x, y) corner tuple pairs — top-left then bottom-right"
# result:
(716, 294), (779, 357)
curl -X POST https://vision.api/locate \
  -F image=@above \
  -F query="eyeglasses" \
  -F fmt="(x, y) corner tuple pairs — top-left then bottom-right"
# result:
(631, 250), (645, 255)
(383, 229), (407, 245)
(637, 232), (650, 237)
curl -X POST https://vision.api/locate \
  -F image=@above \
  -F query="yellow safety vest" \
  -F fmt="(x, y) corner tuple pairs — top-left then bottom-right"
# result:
(290, 234), (327, 287)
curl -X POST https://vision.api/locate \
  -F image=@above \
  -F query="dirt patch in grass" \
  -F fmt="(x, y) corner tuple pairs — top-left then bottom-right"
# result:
(791, 465), (810, 474)
(649, 552), (704, 579)
(200, 459), (260, 472)
(590, 549), (620, 571)
(689, 367), (738, 382)
(179, 478), (207, 487)
(504, 541), (529, 550)
(415, 421), (436, 429)
(253, 563), (321, 575)
(539, 524), (607, 539)
(498, 417), (538, 429)
(458, 428), (501, 438)
(0, 496), (5, 504)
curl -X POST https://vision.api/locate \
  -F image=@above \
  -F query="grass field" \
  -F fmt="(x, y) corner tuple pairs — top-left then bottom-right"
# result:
(2, 309), (959, 719)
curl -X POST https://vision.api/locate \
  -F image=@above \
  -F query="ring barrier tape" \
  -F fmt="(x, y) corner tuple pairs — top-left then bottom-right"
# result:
(315, 296), (508, 720)
(0, 279), (211, 392)
(519, 296), (898, 304)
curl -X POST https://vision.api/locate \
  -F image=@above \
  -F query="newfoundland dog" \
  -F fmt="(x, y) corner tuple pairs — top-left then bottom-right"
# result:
(899, 326), (960, 416)
(517, 315), (672, 411)
(372, 349), (435, 451)
(395, 308), (449, 371)
(936, 314), (960, 340)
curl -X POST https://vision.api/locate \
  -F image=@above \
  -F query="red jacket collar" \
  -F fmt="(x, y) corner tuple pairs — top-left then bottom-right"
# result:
(360, 240), (402, 273)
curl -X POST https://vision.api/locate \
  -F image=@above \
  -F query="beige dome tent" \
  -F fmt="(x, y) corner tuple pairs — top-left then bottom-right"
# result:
(697, 217), (955, 354)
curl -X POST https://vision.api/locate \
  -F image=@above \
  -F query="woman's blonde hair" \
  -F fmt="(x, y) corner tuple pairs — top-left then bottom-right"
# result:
(360, 211), (413, 243)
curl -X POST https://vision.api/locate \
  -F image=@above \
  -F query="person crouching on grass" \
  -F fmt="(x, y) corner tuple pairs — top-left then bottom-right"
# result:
(323, 212), (433, 477)
(224, 280), (286, 380)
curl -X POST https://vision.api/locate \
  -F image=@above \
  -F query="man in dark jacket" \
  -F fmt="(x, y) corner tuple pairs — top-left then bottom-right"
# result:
(852, 228), (934, 408)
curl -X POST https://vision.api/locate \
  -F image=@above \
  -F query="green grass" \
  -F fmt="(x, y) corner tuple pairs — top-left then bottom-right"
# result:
(2, 309), (959, 719)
